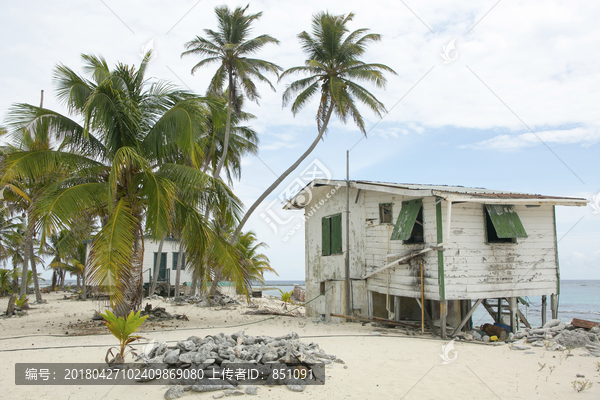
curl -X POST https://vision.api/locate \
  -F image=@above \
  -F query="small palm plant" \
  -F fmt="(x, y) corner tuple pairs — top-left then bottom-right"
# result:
(100, 310), (148, 365)
(15, 294), (29, 309)
(279, 289), (293, 310)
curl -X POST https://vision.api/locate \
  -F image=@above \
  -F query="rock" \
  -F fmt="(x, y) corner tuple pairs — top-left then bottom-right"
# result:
(555, 330), (593, 349)
(576, 373), (585, 378)
(213, 393), (224, 399)
(192, 383), (235, 392)
(164, 349), (181, 364)
(245, 386), (258, 395)
(542, 319), (561, 329)
(590, 327), (600, 334)
(531, 341), (544, 347)
(511, 345), (531, 351)
(164, 385), (185, 399)
(229, 391), (244, 396)
(287, 384), (306, 392)
(179, 352), (195, 363)
(180, 340), (196, 352)
(461, 334), (474, 341)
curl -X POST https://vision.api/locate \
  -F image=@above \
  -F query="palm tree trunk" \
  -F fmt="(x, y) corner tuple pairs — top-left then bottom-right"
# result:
(19, 214), (33, 298)
(213, 71), (234, 179)
(190, 273), (198, 296)
(230, 103), (334, 243)
(29, 238), (42, 302)
(11, 267), (19, 293)
(174, 242), (183, 299)
(149, 238), (165, 296)
(209, 103), (334, 297)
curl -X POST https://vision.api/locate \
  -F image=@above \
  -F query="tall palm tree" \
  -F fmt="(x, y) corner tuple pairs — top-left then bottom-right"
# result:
(182, 4), (281, 181)
(2, 53), (243, 315)
(230, 11), (397, 241)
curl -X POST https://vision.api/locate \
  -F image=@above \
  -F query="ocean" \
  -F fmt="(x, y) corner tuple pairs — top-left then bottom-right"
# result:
(471, 280), (600, 328)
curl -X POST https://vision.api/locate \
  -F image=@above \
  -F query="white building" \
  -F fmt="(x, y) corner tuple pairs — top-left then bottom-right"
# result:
(85, 237), (194, 287)
(285, 180), (587, 337)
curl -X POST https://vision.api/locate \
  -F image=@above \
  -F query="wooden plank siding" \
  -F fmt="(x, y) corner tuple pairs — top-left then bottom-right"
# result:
(363, 192), (441, 300)
(441, 202), (558, 300)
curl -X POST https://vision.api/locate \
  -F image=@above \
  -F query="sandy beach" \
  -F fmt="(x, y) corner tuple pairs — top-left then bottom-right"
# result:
(0, 291), (597, 400)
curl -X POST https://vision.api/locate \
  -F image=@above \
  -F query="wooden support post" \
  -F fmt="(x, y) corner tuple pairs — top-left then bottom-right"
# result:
(497, 298), (503, 323)
(541, 295), (547, 326)
(440, 301), (447, 339)
(509, 297), (518, 333)
(416, 299), (438, 336)
(551, 294), (558, 320)
(420, 260), (424, 333)
(394, 296), (401, 322)
(451, 299), (483, 337)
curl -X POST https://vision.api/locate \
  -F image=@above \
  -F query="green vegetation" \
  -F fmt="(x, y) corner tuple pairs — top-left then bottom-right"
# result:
(279, 289), (293, 309)
(101, 310), (148, 365)
(0, 7), (394, 317)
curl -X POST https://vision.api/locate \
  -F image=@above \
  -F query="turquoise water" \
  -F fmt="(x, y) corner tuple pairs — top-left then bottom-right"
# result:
(471, 280), (600, 328)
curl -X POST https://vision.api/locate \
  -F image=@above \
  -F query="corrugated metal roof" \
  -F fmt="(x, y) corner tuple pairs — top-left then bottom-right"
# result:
(284, 179), (588, 209)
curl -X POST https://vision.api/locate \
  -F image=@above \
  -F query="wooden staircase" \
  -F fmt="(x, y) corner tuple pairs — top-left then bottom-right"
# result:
(482, 298), (531, 329)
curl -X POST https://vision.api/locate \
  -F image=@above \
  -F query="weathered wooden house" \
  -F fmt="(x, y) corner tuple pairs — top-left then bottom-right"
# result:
(285, 180), (587, 337)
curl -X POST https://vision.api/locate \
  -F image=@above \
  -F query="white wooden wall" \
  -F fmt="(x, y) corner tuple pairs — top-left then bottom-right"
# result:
(362, 192), (441, 300)
(442, 203), (558, 299)
(85, 238), (194, 286)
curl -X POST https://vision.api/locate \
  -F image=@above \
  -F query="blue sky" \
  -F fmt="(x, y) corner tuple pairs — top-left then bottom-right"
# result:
(1, 0), (598, 281)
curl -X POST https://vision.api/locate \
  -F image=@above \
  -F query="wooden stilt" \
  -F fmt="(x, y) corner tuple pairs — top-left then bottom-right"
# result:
(541, 295), (547, 326)
(451, 299), (483, 337)
(416, 299), (438, 336)
(551, 294), (558, 319)
(420, 260), (424, 333)
(497, 297), (503, 323)
(440, 301), (447, 339)
(509, 297), (518, 332)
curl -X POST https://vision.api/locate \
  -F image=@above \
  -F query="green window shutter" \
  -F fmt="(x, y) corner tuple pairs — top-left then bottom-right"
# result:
(391, 199), (422, 240)
(172, 252), (178, 270)
(322, 217), (331, 256)
(331, 214), (343, 254)
(485, 204), (528, 238)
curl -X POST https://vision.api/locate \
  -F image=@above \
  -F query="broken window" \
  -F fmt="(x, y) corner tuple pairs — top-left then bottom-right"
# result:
(484, 204), (527, 244)
(391, 199), (424, 244)
(322, 214), (342, 256)
(379, 203), (393, 224)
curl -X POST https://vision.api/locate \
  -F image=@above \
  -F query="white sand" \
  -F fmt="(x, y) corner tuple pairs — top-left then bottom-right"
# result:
(0, 292), (598, 399)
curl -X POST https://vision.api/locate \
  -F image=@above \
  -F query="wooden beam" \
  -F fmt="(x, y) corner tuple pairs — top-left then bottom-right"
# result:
(551, 294), (558, 319)
(517, 308), (531, 329)
(451, 299), (483, 337)
(362, 247), (434, 279)
(509, 297), (518, 333)
(541, 295), (547, 327)
(571, 318), (600, 329)
(329, 313), (420, 329)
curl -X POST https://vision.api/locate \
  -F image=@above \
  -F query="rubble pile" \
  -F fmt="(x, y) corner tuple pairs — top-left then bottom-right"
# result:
(140, 304), (188, 321)
(137, 331), (339, 398)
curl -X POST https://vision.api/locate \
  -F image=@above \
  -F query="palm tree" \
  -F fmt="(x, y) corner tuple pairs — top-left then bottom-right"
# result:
(2, 53), (243, 316)
(230, 11), (397, 242)
(234, 230), (276, 296)
(182, 4), (281, 181)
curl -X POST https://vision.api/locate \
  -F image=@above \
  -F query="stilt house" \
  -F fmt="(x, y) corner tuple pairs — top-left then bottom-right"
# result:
(284, 180), (587, 337)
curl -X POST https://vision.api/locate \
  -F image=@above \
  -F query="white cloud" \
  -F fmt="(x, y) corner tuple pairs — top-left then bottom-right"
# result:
(460, 126), (600, 151)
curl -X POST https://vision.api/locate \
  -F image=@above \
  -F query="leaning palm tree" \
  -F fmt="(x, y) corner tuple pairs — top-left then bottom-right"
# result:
(182, 4), (281, 180)
(2, 53), (243, 315)
(230, 12), (396, 242)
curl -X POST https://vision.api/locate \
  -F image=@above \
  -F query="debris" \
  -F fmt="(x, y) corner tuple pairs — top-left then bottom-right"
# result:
(481, 324), (508, 341)
(286, 384), (305, 392)
(571, 318), (600, 330)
